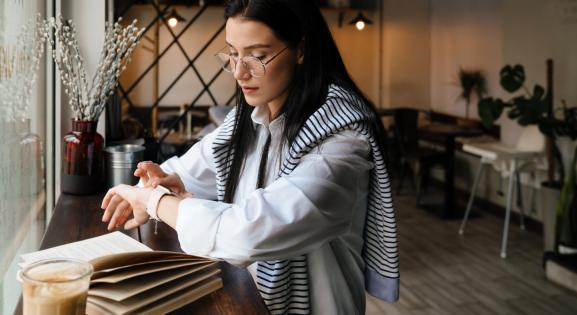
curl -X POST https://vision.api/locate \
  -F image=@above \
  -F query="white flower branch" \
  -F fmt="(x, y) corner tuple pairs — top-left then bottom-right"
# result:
(46, 16), (144, 121)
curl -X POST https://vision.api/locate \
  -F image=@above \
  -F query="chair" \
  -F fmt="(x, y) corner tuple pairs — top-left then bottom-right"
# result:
(393, 108), (446, 204)
(459, 125), (546, 258)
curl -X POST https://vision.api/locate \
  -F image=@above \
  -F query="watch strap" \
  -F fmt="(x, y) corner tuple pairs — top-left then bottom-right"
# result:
(146, 185), (172, 221)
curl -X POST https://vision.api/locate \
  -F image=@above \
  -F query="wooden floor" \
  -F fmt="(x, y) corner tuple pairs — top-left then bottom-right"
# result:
(365, 193), (577, 315)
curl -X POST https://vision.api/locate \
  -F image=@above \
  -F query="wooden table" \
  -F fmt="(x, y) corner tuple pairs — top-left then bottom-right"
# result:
(14, 193), (269, 315)
(418, 123), (483, 219)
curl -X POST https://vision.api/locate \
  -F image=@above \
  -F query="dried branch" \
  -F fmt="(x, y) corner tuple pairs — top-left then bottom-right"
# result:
(46, 16), (144, 121)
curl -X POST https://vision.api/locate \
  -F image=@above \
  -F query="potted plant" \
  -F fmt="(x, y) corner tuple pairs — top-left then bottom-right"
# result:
(45, 16), (144, 194)
(457, 68), (487, 120)
(478, 64), (577, 256)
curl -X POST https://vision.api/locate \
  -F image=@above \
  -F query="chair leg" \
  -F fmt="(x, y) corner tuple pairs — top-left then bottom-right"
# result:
(416, 168), (422, 206)
(501, 160), (517, 259)
(515, 172), (526, 231)
(397, 161), (406, 194)
(459, 162), (485, 235)
(416, 162), (427, 206)
(530, 172), (537, 215)
(409, 162), (417, 191)
(497, 176), (504, 196)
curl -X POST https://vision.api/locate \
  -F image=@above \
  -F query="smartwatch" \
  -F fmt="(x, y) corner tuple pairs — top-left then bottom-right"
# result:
(146, 185), (174, 221)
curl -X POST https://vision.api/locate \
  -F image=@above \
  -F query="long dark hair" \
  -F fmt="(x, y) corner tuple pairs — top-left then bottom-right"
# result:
(222, 0), (388, 202)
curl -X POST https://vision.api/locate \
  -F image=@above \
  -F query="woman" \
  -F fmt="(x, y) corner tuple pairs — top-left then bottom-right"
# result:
(101, 0), (399, 314)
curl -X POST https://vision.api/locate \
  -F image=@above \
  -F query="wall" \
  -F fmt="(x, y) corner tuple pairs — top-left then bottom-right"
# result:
(119, 3), (435, 111)
(502, 0), (577, 166)
(120, 6), (383, 109)
(326, 8), (381, 105)
(121, 5), (234, 109)
(429, 0), (577, 146)
(428, 0), (577, 223)
(382, 0), (431, 109)
(430, 0), (503, 119)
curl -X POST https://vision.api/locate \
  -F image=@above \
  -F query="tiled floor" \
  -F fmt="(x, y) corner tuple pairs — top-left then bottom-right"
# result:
(365, 193), (577, 315)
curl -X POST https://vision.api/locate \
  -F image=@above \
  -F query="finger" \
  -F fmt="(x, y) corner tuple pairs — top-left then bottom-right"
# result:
(153, 174), (182, 192)
(140, 162), (167, 179)
(102, 194), (124, 223)
(116, 203), (134, 226)
(124, 218), (139, 230)
(150, 177), (169, 189)
(101, 188), (116, 209)
(124, 217), (146, 230)
(134, 168), (147, 179)
(135, 162), (151, 185)
(108, 200), (130, 230)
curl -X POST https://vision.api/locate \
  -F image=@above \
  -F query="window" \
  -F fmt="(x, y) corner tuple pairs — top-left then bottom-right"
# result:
(0, 1), (52, 314)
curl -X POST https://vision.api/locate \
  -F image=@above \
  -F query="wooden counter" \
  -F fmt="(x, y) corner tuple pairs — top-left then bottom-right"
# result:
(14, 193), (269, 315)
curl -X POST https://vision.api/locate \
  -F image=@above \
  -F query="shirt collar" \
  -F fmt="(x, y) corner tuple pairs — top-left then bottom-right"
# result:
(251, 105), (285, 130)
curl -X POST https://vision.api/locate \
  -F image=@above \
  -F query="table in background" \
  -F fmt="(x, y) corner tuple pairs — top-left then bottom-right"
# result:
(418, 123), (484, 219)
(14, 193), (269, 315)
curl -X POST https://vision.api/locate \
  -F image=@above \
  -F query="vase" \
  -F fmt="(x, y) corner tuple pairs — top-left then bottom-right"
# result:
(541, 182), (561, 253)
(61, 120), (104, 195)
(556, 146), (577, 254)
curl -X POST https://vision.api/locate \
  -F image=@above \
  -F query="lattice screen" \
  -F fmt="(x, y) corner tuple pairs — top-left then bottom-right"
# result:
(115, 1), (235, 143)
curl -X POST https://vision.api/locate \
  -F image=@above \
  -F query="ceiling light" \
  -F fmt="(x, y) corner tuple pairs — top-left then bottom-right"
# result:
(349, 11), (373, 31)
(166, 9), (185, 28)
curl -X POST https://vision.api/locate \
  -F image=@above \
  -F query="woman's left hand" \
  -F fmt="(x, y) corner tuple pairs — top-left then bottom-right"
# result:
(101, 184), (153, 230)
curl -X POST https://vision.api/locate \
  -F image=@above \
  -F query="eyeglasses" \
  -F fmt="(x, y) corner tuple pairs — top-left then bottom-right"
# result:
(214, 46), (289, 77)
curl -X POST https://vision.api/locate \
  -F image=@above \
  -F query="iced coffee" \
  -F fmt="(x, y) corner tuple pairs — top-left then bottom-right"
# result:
(21, 258), (93, 315)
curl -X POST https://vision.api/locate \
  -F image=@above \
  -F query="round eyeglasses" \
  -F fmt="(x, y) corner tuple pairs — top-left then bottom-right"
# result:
(214, 46), (289, 78)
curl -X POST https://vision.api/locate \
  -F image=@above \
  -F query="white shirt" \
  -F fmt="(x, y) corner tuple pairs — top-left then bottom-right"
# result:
(160, 105), (373, 315)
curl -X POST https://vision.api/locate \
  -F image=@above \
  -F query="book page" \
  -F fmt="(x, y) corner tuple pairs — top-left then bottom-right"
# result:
(90, 250), (206, 274)
(19, 232), (151, 267)
(86, 276), (223, 315)
(90, 260), (214, 284)
(138, 277), (223, 315)
(88, 271), (222, 314)
(90, 262), (218, 301)
(92, 257), (200, 279)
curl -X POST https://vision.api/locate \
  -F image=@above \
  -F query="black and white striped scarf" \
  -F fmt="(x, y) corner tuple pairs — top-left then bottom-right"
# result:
(212, 85), (399, 314)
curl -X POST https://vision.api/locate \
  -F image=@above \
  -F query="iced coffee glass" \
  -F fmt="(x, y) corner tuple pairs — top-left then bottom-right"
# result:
(21, 258), (93, 315)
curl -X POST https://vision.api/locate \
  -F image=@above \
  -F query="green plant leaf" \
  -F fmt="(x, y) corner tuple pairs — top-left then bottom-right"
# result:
(478, 97), (504, 128)
(507, 85), (547, 126)
(563, 107), (577, 140)
(533, 84), (545, 99)
(538, 118), (557, 139)
(500, 64), (525, 93)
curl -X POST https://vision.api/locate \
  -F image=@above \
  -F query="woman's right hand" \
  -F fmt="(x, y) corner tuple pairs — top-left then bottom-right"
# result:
(134, 161), (190, 197)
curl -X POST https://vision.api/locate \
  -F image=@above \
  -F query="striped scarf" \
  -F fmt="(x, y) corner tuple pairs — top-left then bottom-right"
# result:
(212, 85), (399, 314)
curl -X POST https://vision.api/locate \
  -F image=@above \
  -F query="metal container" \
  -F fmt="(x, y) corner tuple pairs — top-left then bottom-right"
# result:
(105, 144), (145, 187)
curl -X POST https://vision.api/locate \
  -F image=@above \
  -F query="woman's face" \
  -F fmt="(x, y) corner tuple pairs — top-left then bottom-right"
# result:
(225, 16), (301, 117)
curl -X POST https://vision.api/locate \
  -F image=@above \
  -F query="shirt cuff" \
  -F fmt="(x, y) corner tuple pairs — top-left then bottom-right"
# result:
(176, 198), (229, 256)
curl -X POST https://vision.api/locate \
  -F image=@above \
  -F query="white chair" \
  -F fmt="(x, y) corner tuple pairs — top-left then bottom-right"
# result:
(459, 125), (546, 258)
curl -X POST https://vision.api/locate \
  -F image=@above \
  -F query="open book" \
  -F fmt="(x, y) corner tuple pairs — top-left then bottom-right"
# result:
(20, 232), (223, 315)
